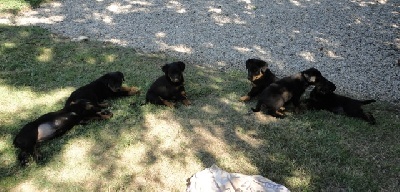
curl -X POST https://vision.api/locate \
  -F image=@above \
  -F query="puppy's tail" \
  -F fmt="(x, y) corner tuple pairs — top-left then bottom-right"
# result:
(360, 99), (376, 105)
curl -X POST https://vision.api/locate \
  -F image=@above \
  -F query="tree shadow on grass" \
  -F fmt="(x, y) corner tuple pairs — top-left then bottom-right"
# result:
(0, 25), (170, 188)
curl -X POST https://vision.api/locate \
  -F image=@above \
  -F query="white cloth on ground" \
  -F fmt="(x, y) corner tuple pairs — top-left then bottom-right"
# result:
(186, 164), (290, 192)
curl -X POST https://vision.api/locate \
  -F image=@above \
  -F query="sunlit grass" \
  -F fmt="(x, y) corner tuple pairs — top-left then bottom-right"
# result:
(0, 0), (52, 13)
(37, 47), (53, 62)
(0, 85), (73, 127)
(0, 0), (28, 13)
(0, 25), (399, 192)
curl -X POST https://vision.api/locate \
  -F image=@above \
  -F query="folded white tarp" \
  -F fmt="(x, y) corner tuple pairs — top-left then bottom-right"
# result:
(186, 164), (290, 192)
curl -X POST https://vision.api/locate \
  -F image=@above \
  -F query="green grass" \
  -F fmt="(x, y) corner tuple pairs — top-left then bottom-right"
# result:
(0, 0), (50, 13)
(0, 25), (399, 191)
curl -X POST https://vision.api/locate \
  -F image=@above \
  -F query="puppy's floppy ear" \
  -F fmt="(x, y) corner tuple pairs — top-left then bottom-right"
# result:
(176, 61), (185, 72)
(162, 64), (169, 73)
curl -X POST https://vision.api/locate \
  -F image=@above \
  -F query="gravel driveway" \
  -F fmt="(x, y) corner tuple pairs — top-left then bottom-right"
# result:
(1, 0), (399, 103)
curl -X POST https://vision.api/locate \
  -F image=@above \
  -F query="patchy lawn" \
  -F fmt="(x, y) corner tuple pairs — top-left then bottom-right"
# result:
(0, 25), (399, 191)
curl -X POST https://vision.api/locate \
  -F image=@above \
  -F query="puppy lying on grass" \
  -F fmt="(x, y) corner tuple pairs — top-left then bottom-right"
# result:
(65, 71), (140, 107)
(307, 81), (376, 125)
(252, 67), (332, 118)
(146, 61), (191, 107)
(240, 59), (278, 102)
(13, 100), (112, 166)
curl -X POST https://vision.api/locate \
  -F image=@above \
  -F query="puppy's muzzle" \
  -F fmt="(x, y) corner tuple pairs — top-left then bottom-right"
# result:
(171, 78), (180, 83)
(169, 75), (181, 83)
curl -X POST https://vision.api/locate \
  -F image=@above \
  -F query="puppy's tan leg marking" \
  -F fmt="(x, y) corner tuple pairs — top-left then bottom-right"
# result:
(160, 98), (175, 108)
(180, 91), (187, 97)
(96, 111), (113, 119)
(275, 111), (285, 117)
(240, 95), (251, 101)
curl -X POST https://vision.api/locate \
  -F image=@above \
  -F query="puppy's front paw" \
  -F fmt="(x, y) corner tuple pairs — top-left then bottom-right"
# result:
(98, 110), (113, 119)
(20, 159), (29, 167)
(163, 100), (176, 108)
(182, 99), (191, 106)
(180, 91), (188, 97)
(274, 111), (286, 118)
(240, 95), (251, 102)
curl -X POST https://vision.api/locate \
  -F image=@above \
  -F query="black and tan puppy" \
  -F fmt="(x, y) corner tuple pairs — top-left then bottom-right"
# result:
(240, 59), (278, 101)
(13, 100), (112, 166)
(146, 61), (190, 107)
(307, 82), (376, 124)
(65, 71), (140, 107)
(252, 67), (331, 117)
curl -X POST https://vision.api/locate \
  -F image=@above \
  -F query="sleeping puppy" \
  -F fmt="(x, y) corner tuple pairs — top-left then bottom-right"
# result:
(240, 59), (278, 101)
(13, 100), (112, 166)
(252, 67), (332, 118)
(146, 61), (190, 107)
(65, 71), (140, 107)
(307, 82), (376, 124)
